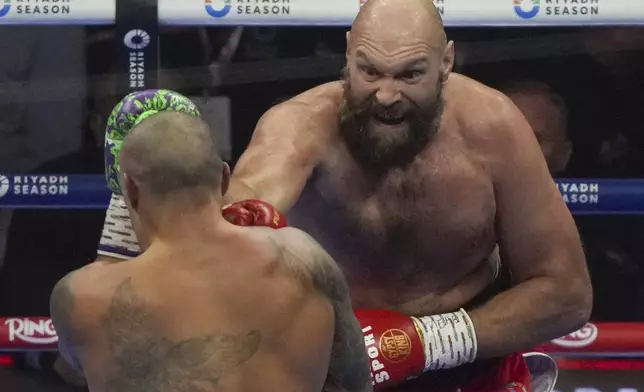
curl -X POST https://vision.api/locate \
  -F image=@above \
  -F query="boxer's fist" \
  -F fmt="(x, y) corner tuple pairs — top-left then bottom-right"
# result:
(222, 200), (287, 228)
(355, 309), (425, 389)
(356, 308), (479, 390)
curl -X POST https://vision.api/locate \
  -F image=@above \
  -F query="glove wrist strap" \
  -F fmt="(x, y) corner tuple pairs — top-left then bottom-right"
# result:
(97, 194), (141, 260)
(412, 308), (478, 371)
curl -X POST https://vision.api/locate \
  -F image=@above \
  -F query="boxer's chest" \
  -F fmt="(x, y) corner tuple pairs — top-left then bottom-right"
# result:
(290, 137), (498, 308)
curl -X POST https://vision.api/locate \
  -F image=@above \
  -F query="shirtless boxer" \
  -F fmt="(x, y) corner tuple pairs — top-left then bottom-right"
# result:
(221, 0), (593, 390)
(50, 91), (371, 392)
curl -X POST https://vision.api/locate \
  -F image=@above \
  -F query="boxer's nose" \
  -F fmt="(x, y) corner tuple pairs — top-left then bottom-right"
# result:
(375, 78), (402, 107)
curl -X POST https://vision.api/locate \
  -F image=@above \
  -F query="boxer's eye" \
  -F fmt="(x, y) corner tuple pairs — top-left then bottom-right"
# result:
(359, 65), (381, 79)
(399, 70), (424, 82)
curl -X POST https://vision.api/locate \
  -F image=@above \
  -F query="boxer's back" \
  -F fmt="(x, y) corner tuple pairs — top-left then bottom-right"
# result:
(56, 226), (341, 392)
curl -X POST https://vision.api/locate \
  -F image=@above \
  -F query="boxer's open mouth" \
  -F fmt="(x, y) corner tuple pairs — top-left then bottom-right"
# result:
(372, 114), (406, 126)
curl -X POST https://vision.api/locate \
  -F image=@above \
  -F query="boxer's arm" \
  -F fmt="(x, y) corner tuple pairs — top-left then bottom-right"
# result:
(50, 271), (85, 373)
(96, 194), (141, 262)
(277, 228), (372, 392)
(468, 95), (592, 358)
(226, 101), (329, 212)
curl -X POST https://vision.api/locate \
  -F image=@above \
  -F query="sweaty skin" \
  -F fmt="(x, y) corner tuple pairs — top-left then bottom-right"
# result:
(227, 0), (592, 387)
(52, 112), (371, 392)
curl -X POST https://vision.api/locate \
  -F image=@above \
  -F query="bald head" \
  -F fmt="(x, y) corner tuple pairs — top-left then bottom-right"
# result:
(351, 0), (446, 49)
(504, 81), (568, 143)
(504, 81), (571, 174)
(120, 111), (223, 202)
(341, 0), (453, 172)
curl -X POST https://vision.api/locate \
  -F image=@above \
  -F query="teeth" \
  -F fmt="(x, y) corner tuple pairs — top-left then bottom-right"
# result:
(376, 115), (402, 121)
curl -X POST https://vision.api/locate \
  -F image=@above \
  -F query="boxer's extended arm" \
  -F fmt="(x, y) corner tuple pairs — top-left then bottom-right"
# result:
(276, 228), (372, 392)
(468, 94), (592, 358)
(226, 101), (330, 212)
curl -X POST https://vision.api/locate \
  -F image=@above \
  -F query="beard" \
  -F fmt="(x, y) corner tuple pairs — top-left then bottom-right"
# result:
(339, 67), (445, 174)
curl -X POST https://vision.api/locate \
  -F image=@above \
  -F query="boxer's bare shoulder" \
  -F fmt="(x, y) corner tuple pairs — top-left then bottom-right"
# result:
(254, 81), (341, 146)
(435, 73), (545, 183)
(289, 81), (344, 108)
(51, 260), (130, 319)
(446, 73), (531, 161)
(268, 226), (372, 392)
(49, 262), (117, 372)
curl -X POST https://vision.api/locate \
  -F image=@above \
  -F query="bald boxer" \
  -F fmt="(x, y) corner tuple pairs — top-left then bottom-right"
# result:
(221, 0), (593, 390)
(504, 81), (572, 175)
(50, 111), (371, 392)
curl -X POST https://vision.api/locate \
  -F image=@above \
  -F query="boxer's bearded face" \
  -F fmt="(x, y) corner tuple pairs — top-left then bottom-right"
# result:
(339, 64), (445, 173)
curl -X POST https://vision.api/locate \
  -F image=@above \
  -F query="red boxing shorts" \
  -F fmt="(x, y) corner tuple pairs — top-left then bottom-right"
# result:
(389, 352), (556, 392)
(461, 352), (531, 392)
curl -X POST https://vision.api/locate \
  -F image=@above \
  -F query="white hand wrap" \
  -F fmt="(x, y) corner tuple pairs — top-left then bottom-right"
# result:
(97, 194), (141, 260)
(411, 308), (478, 371)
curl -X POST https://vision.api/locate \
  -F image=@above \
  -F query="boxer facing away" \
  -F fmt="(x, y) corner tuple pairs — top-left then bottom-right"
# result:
(222, 0), (593, 390)
(49, 108), (372, 392)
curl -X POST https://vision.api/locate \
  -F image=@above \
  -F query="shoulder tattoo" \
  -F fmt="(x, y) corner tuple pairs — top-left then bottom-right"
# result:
(103, 278), (261, 392)
(270, 229), (348, 302)
(271, 230), (372, 392)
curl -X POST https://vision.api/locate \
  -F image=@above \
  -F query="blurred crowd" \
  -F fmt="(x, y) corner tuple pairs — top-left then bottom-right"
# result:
(0, 28), (642, 371)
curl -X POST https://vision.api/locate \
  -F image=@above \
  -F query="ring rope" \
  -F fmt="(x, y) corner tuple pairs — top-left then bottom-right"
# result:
(0, 0), (640, 27)
(0, 318), (640, 358)
(0, 175), (642, 214)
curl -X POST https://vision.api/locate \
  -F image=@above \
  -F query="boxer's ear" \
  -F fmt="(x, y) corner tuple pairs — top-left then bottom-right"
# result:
(441, 40), (455, 82)
(220, 162), (231, 197)
(122, 173), (140, 212)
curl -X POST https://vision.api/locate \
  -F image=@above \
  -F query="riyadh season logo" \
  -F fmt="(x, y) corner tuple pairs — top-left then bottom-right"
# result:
(0, 0), (11, 18)
(0, 176), (9, 198)
(205, 0), (232, 18)
(513, 0), (540, 19)
(124, 29), (151, 50)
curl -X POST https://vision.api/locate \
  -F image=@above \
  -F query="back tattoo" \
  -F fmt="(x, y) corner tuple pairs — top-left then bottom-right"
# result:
(102, 278), (261, 392)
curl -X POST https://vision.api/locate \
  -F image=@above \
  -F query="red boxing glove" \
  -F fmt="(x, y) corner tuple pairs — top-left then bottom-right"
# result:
(356, 308), (479, 390)
(222, 199), (287, 229)
(355, 309), (426, 389)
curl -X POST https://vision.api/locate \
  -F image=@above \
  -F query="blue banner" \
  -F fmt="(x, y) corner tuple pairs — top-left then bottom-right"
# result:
(1, 175), (644, 215)
(0, 174), (110, 209)
(556, 178), (644, 215)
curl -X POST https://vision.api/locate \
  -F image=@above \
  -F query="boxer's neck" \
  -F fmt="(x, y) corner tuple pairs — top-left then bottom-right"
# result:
(142, 196), (226, 245)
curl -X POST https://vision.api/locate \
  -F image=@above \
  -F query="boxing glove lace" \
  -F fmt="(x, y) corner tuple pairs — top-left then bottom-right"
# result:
(97, 89), (201, 259)
(222, 199), (287, 229)
(355, 308), (478, 389)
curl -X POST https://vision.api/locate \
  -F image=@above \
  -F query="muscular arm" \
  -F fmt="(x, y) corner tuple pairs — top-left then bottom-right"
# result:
(468, 94), (592, 358)
(50, 271), (84, 373)
(277, 228), (372, 392)
(225, 100), (331, 212)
